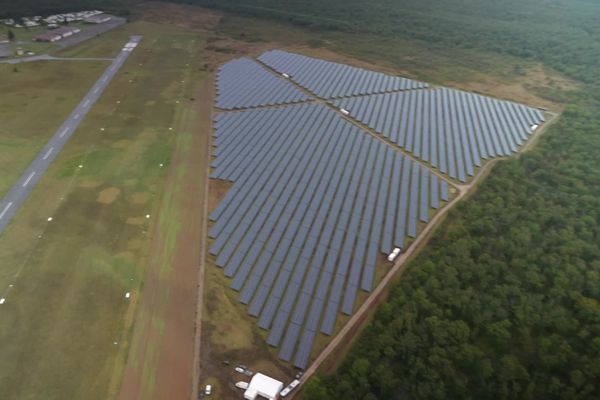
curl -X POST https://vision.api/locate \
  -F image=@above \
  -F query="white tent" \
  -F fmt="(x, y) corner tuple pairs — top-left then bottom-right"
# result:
(244, 373), (284, 400)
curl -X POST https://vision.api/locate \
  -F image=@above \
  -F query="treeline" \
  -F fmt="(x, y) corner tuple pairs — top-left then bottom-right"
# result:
(0, 0), (130, 19)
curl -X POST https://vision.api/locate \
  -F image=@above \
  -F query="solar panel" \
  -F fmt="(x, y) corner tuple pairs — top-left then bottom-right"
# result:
(209, 60), (472, 369)
(216, 58), (311, 109)
(258, 50), (427, 99)
(330, 88), (544, 182)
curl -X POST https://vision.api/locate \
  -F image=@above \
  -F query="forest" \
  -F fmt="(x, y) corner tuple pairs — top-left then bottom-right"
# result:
(0, 0), (129, 19)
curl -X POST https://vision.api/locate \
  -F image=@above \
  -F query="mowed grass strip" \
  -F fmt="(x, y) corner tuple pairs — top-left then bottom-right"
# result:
(0, 60), (107, 196)
(0, 21), (207, 400)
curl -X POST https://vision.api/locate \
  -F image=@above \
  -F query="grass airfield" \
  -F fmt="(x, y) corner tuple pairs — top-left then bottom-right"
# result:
(0, 15), (210, 400)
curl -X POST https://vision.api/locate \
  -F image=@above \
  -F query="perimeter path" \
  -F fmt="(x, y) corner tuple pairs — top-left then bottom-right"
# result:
(0, 35), (143, 235)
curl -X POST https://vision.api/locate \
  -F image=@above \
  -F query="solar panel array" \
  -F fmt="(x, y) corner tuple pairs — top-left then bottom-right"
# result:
(216, 57), (311, 109)
(332, 88), (546, 181)
(258, 50), (428, 99)
(209, 50), (545, 370)
(209, 103), (449, 368)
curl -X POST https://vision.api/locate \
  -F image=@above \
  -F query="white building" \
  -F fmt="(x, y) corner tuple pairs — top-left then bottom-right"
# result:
(244, 373), (284, 400)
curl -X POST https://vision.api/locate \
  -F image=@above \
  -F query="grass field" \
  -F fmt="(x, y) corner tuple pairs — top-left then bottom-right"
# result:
(0, 12), (211, 400)
(0, 60), (106, 196)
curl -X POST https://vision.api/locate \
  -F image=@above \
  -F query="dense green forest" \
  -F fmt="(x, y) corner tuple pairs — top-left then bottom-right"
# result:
(166, 0), (600, 398)
(0, 0), (129, 19)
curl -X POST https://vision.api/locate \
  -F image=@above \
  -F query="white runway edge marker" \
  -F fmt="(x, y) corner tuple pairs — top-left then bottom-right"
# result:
(0, 298), (5, 305)
(42, 147), (54, 160)
(59, 128), (68, 138)
(83, 99), (90, 107)
(22, 171), (36, 187)
(74, 113), (80, 120)
(0, 202), (13, 219)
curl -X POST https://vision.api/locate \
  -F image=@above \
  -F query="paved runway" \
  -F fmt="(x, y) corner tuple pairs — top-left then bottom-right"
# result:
(0, 35), (142, 235)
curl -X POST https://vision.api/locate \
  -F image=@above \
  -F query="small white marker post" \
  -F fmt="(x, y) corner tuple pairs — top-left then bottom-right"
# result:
(145, 214), (150, 219)
(0, 298), (5, 305)
(47, 217), (53, 222)
(125, 292), (131, 299)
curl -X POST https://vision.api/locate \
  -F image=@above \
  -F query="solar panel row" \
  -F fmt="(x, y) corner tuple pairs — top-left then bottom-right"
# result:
(332, 88), (545, 181)
(258, 50), (428, 99)
(208, 103), (451, 368)
(215, 57), (312, 110)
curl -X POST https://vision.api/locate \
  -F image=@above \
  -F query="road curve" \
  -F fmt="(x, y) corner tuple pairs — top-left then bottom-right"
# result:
(0, 35), (143, 235)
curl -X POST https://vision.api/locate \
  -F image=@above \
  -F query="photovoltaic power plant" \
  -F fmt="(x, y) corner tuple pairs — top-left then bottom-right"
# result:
(209, 103), (449, 368)
(209, 51), (545, 370)
(331, 88), (546, 181)
(258, 50), (428, 99)
(215, 57), (311, 109)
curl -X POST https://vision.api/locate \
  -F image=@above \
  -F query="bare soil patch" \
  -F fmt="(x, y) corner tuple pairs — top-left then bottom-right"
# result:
(126, 216), (146, 226)
(97, 187), (121, 204)
(208, 179), (233, 212)
(129, 192), (150, 205)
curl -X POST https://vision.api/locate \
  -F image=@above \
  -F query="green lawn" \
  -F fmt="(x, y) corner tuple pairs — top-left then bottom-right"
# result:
(0, 60), (106, 196)
(0, 19), (208, 400)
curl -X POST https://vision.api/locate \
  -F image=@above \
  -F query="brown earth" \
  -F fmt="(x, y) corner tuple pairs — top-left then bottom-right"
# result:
(117, 74), (212, 400)
(97, 187), (121, 204)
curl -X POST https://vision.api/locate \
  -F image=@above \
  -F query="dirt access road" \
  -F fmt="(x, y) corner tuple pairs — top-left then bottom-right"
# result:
(117, 78), (212, 400)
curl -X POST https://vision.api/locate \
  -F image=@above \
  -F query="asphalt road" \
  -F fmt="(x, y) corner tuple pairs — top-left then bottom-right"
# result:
(0, 35), (142, 235)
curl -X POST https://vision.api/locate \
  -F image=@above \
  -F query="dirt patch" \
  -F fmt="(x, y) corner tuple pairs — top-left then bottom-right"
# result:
(129, 192), (150, 205)
(97, 187), (121, 204)
(126, 216), (146, 226)
(208, 179), (233, 212)
(78, 179), (102, 188)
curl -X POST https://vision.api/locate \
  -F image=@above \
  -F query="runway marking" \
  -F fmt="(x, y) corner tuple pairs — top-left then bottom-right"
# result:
(74, 114), (80, 120)
(83, 99), (90, 107)
(22, 172), (36, 187)
(59, 128), (68, 138)
(93, 87), (99, 94)
(0, 202), (13, 220)
(43, 147), (54, 160)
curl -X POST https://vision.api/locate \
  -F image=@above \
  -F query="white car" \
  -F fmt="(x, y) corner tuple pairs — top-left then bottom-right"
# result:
(204, 385), (212, 395)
